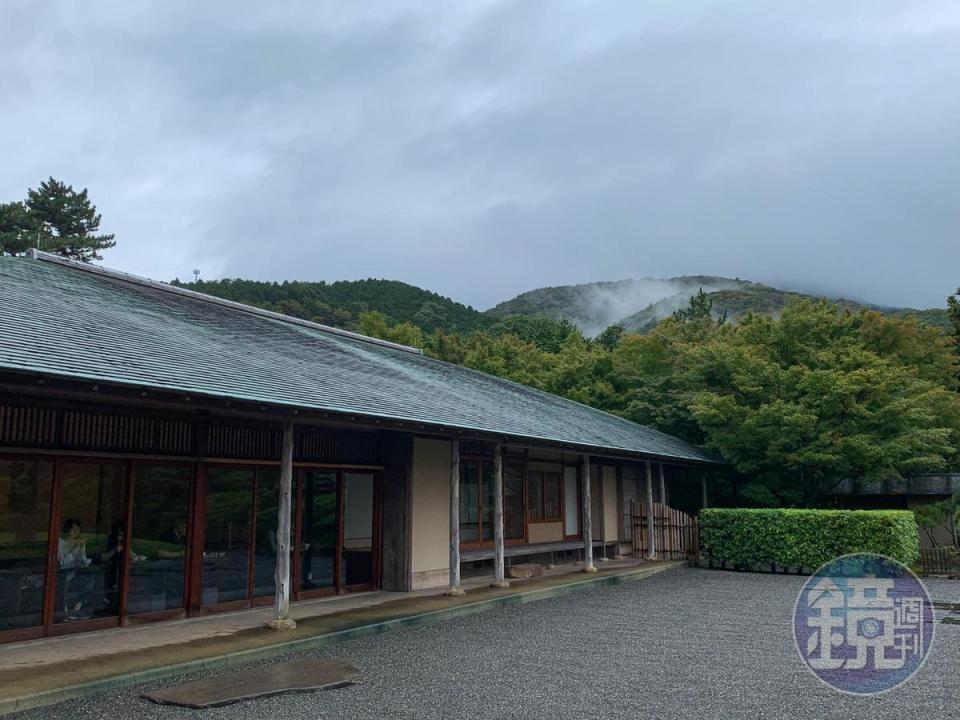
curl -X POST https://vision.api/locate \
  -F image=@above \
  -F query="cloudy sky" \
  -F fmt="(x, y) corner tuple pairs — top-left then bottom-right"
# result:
(2, 1), (959, 310)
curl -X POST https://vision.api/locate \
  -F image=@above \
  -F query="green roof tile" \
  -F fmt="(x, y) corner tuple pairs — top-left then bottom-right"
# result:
(0, 255), (717, 463)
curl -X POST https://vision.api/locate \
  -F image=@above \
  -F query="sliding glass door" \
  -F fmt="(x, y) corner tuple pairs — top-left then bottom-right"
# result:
(127, 465), (192, 615)
(341, 473), (375, 588)
(299, 471), (337, 593)
(0, 457), (381, 642)
(0, 460), (52, 633)
(55, 462), (128, 625)
(459, 458), (526, 547)
(202, 468), (254, 606)
(297, 470), (379, 597)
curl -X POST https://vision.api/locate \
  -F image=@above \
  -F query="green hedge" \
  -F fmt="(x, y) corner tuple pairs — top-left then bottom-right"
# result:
(699, 508), (920, 570)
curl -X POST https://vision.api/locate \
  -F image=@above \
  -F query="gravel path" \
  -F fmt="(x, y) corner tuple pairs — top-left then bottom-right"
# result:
(13, 567), (960, 720)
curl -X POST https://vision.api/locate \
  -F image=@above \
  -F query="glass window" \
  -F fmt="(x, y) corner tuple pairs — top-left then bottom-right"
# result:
(0, 460), (53, 631)
(300, 471), (337, 592)
(527, 472), (543, 521)
(202, 468), (253, 605)
(341, 473), (374, 587)
(253, 469), (285, 598)
(543, 473), (561, 520)
(527, 471), (562, 522)
(480, 464), (495, 542)
(55, 462), (127, 623)
(459, 461), (480, 544)
(564, 467), (580, 537)
(126, 465), (191, 615)
(503, 461), (525, 541)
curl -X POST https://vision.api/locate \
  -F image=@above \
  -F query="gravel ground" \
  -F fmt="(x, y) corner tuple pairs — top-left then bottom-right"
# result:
(13, 567), (960, 720)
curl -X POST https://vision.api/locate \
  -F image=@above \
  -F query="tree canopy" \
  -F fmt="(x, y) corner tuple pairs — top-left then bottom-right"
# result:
(366, 295), (960, 507)
(0, 178), (115, 262)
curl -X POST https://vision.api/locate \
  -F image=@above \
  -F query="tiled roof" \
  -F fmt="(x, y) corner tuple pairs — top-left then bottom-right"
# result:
(0, 254), (717, 463)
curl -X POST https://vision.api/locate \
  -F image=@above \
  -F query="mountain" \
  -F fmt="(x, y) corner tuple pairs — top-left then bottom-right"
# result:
(175, 274), (950, 340)
(489, 278), (951, 336)
(486, 276), (751, 336)
(170, 277), (491, 334)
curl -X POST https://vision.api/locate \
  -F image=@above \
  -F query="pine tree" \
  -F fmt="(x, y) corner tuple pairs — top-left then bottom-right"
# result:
(0, 201), (41, 256)
(25, 178), (115, 262)
(673, 288), (727, 324)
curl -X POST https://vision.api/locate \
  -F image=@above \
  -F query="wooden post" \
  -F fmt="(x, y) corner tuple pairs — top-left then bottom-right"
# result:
(645, 461), (655, 561)
(269, 419), (296, 630)
(490, 443), (509, 588)
(582, 455), (596, 572)
(701, 473), (709, 509)
(659, 463), (667, 506)
(446, 438), (465, 596)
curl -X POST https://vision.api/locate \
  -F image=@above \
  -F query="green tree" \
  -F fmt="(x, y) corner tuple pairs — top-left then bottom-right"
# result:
(488, 315), (580, 353)
(0, 178), (115, 262)
(357, 310), (424, 349)
(0, 201), (40, 256)
(684, 302), (960, 505)
(673, 288), (727, 325)
(949, 288), (960, 372)
(913, 495), (960, 548)
(594, 324), (624, 350)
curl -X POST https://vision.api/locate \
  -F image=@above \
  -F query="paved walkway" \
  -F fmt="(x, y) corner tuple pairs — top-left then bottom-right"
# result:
(11, 567), (959, 720)
(0, 558), (672, 714)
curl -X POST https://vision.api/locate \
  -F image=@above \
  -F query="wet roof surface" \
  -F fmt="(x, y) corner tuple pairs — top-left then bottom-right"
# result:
(0, 256), (715, 463)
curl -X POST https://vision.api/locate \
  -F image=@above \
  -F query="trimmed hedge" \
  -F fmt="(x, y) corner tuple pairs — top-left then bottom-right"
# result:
(699, 508), (920, 571)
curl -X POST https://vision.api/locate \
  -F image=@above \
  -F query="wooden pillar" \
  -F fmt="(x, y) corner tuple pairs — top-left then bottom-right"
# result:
(659, 463), (667, 506)
(645, 461), (655, 560)
(701, 473), (709, 509)
(269, 419), (296, 629)
(446, 439), (465, 596)
(581, 455), (596, 572)
(490, 443), (509, 588)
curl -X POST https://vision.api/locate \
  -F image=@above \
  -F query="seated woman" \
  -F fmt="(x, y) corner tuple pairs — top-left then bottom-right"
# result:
(58, 518), (93, 620)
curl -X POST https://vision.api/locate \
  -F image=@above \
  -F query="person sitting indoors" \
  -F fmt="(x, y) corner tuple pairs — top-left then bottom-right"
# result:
(58, 518), (93, 620)
(158, 520), (188, 559)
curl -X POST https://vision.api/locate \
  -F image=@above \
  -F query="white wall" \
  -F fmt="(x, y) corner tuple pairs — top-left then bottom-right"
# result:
(409, 437), (451, 589)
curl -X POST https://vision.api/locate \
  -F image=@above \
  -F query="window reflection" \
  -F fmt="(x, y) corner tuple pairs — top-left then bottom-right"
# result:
(459, 462), (480, 544)
(202, 468), (253, 605)
(253, 469), (285, 598)
(0, 460), (52, 631)
(341, 473), (374, 587)
(127, 465), (191, 615)
(504, 461), (525, 540)
(300, 471), (337, 592)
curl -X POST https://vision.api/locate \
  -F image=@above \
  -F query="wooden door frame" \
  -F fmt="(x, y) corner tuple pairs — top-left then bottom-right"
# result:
(42, 455), (129, 639)
(338, 470), (382, 593)
(458, 454), (527, 550)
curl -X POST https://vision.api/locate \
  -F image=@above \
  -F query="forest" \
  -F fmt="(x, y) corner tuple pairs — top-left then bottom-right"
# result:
(362, 292), (960, 509)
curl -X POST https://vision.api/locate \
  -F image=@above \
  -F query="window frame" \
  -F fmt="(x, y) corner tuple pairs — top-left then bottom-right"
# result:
(526, 470), (563, 523)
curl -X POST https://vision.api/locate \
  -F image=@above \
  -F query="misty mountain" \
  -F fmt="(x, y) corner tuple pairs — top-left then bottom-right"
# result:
(486, 276), (751, 336)
(489, 278), (951, 336)
(175, 274), (950, 340)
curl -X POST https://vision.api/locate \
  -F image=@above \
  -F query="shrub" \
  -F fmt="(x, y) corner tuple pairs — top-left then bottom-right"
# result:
(699, 508), (920, 571)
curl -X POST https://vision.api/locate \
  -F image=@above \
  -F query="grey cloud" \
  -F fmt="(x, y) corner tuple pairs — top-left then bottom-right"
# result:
(2, 0), (959, 309)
